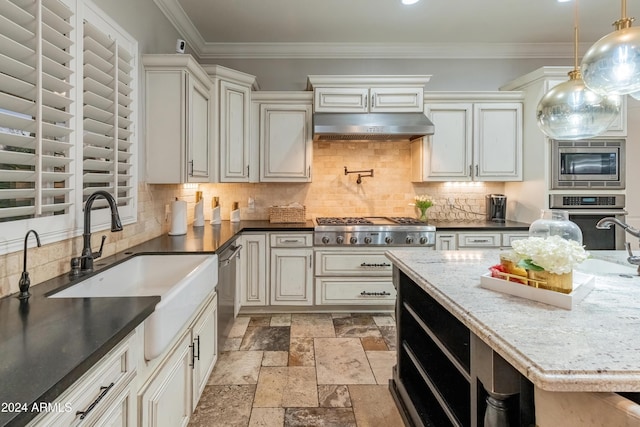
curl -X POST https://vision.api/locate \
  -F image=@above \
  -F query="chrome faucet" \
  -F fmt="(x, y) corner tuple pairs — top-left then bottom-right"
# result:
(71, 190), (123, 275)
(596, 217), (640, 274)
(596, 217), (640, 238)
(18, 229), (42, 300)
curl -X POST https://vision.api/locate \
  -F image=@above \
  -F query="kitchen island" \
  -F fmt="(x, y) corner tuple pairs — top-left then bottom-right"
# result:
(386, 248), (640, 427)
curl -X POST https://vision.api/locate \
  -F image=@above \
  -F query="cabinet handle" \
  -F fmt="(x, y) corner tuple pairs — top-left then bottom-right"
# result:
(475, 164), (479, 176)
(194, 335), (200, 360)
(470, 239), (490, 243)
(360, 262), (391, 268)
(189, 342), (196, 368)
(281, 239), (301, 244)
(309, 254), (312, 268)
(188, 160), (194, 176)
(246, 165), (250, 177)
(469, 165), (473, 176)
(76, 382), (114, 420)
(371, 93), (375, 108)
(360, 291), (391, 297)
(364, 94), (368, 109)
(308, 166), (311, 178)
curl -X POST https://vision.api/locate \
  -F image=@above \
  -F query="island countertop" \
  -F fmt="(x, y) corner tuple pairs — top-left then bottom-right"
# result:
(385, 248), (640, 392)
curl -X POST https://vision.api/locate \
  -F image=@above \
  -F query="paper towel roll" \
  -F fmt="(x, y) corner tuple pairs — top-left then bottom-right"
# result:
(169, 199), (187, 235)
(230, 208), (241, 223)
(194, 199), (205, 227)
(210, 206), (221, 225)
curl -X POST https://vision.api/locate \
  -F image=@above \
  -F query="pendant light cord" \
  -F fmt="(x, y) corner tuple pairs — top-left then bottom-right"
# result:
(574, 0), (579, 72)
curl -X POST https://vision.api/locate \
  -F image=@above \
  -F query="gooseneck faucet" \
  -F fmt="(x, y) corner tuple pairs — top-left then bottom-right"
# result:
(595, 217), (640, 238)
(72, 190), (123, 275)
(18, 229), (42, 300)
(596, 217), (640, 274)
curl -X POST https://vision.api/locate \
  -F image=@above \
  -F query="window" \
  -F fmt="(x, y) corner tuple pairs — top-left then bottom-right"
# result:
(0, 0), (137, 254)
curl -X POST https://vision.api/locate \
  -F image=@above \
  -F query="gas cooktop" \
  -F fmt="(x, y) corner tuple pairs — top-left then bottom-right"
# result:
(314, 217), (436, 246)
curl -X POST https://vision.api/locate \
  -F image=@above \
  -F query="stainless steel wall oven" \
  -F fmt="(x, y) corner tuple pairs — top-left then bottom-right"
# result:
(550, 194), (627, 250)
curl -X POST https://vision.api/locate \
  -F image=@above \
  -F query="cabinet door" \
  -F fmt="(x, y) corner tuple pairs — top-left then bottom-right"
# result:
(139, 333), (193, 427)
(473, 103), (523, 181)
(187, 75), (211, 181)
(270, 248), (313, 305)
(192, 294), (218, 410)
(239, 234), (268, 306)
(370, 87), (423, 112)
(435, 233), (457, 250)
(420, 104), (473, 181)
(259, 103), (312, 182)
(219, 80), (251, 182)
(145, 70), (185, 184)
(314, 87), (368, 113)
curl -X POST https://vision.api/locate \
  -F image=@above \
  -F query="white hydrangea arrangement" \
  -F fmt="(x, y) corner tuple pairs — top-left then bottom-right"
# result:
(511, 235), (589, 275)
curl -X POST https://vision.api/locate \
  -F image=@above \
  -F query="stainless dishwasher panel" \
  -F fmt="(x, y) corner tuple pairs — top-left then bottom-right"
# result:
(217, 243), (241, 351)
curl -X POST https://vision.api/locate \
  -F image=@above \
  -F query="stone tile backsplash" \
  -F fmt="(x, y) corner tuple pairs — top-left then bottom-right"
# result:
(0, 140), (503, 298)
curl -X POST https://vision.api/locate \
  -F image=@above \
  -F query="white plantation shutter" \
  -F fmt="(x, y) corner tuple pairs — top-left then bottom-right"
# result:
(0, 0), (74, 222)
(0, 0), (137, 254)
(81, 16), (135, 214)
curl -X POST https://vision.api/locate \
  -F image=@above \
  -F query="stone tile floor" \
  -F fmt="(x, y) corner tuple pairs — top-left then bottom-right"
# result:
(188, 313), (404, 427)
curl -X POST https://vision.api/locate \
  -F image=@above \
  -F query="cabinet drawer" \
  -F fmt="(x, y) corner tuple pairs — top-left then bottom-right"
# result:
(30, 333), (136, 426)
(270, 233), (312, 247)
(502, 232), (528, 247)
(457, 232), (501, 248)
(315, 251), (391, 276)
(315, 278), (396, 305)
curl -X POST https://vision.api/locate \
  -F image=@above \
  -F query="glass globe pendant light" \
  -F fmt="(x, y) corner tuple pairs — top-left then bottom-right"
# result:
(581, 0), (640, 96)
(537, 0), (620, 140)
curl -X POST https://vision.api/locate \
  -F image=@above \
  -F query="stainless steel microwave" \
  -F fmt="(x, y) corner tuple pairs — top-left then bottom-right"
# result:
(551, 139), (625, 189)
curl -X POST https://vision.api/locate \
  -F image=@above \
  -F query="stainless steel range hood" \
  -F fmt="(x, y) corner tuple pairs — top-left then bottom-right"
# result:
(313, 112), (434, 141)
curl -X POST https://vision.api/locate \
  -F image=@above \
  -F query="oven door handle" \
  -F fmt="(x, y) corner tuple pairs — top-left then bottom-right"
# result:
(562, 209), (628, 216)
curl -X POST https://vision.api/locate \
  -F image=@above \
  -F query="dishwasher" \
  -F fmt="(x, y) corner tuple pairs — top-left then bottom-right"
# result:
(217, 243), (242, 351)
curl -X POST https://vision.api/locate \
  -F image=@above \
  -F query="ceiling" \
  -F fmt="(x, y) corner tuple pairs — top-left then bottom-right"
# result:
(153, 0), (634, 60)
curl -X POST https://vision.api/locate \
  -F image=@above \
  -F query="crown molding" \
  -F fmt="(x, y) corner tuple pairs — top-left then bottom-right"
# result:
(196, 42), (579, 60)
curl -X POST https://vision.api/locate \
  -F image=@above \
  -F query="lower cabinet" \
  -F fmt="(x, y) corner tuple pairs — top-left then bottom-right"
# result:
(238, 233), (268, 306)
(270, 233), (313, 305)
(138, 293), (218, 427)
(436, 231), (528, 250)
(314, 249), (396, 306)
(29, 332), (137, 427)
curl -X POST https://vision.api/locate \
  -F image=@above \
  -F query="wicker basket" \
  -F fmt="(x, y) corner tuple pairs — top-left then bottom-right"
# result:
(269, 205), (306, 223)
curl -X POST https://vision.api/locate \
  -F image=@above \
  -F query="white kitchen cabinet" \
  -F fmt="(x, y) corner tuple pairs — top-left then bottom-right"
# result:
(138, 293), (218, 427)
(270, 233), (314, 305)
(28, 332), (137, 427)
(144, 55), (212, 184)
(412, 93), (523, 182)
(314, 248), (396, 305)
(252, 92), (313, 182)
(313, 86), (424, 113)
(205, 65), (258, 183)
(238, 233), (268, 306)
(435, 233), (457, 250)
(435, 231), (528, 251)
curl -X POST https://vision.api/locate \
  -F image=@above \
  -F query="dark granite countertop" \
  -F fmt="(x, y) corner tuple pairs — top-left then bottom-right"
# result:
(0, 220), (313, 427)
(430, 219), (530, 231)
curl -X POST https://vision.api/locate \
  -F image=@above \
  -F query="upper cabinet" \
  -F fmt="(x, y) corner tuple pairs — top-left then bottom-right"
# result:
(252, 92), (313, 182)
(204, 65), (258, 183)
(307, 75), (431, 113)
(412, 92), (524, 182)
(314, 87), (424, 113)
(144, 55), (213, 184)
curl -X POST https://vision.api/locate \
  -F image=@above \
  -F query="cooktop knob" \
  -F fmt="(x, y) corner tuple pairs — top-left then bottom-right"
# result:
(406, 236), (414, 244)
(336, 236), (344, 244)
(322, 236), (330, 244)
(350, 236), (358, 244)
(419, 237), (428, 244)
(364, 237), (372, 244)
(385, 236), (394, 244)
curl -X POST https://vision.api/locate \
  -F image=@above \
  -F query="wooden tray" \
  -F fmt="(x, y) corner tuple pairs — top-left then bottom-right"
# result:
(480, 271), (595, 310)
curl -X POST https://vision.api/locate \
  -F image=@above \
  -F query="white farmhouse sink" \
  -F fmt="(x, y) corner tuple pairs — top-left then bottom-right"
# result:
(574, 258), (638, 276)
(50, 254), (218, 360)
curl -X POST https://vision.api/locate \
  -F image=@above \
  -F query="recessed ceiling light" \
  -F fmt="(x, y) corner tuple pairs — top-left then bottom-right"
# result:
(402, 0), (420, 5)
